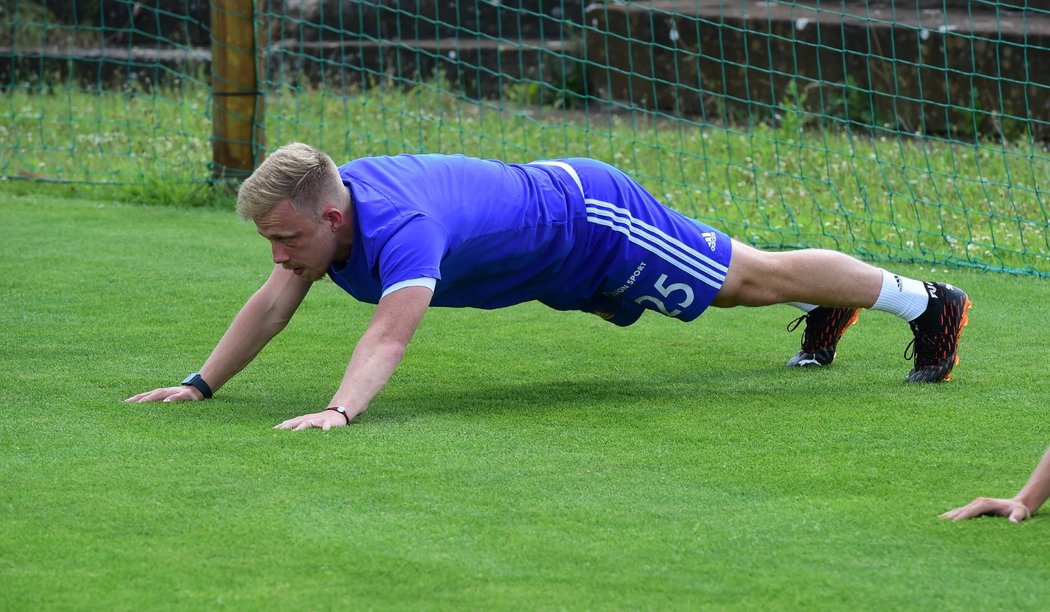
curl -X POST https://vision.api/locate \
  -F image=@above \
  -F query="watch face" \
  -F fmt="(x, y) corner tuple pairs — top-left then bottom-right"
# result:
(182, 373), (198, 385)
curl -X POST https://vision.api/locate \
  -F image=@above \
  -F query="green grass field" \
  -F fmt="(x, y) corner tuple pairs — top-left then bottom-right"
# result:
(2, 192), (1049, 609)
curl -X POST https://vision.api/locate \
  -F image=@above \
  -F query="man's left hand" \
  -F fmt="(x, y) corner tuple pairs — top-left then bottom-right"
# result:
(274, 410), (350, 431)
(939, 496), (1032, 523)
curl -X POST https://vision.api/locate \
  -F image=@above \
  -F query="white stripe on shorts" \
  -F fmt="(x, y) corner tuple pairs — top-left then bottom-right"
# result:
(586, 199), (729, 275)
(585, 200), (727, 288)
(587, 215), (723, 290)
(528, 160), (727, 289)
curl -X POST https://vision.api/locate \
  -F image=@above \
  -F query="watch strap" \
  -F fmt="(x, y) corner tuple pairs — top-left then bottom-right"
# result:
(181, 372), (213, 399)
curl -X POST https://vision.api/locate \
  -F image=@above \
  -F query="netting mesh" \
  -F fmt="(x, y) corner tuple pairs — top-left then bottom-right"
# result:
(2, 1), (1048, 276)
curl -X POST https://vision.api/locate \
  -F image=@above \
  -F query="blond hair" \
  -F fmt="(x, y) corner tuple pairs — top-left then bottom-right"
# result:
(236, 142), (347, 220)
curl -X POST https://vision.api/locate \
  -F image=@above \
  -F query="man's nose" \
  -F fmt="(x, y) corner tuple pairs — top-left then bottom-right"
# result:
(271, 242), (290, 264)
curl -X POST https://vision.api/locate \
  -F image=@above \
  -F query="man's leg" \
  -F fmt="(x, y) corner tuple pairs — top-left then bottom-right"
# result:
(713, 241), (971, 382)
(712, 241), (884, 308)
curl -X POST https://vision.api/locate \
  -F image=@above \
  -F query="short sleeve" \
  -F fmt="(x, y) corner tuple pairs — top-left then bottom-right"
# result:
(372, 214), (449, 293)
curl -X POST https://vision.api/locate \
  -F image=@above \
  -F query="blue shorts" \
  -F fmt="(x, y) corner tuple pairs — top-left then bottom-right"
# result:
(549, 158), (733, 326)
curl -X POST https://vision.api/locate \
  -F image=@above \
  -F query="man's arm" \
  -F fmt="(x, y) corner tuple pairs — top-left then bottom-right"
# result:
(940, 446), (1050, 523)
(274, 285), (433, 430)
(126, 265), (311, 402)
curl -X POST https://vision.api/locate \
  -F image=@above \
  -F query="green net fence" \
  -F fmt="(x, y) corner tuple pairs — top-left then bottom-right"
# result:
(2, 1), (1048, 276)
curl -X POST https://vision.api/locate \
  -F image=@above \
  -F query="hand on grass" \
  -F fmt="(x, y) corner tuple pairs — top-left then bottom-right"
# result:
(125, 386), (203, 403)
(939, 497), (1032, 523)
(274, 409), (354, 431)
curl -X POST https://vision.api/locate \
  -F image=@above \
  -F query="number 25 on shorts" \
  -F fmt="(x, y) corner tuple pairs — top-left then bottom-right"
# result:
(634, 274), (695, 317)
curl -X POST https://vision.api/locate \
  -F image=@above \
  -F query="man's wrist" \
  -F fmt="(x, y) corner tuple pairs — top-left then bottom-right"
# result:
(181, 372), (213, 399)
(326, 406), (351, 425)
(1015, 496), (1038, 517)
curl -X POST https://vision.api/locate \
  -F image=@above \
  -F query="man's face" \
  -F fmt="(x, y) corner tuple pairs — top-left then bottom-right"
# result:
(254, 200), (338, 282)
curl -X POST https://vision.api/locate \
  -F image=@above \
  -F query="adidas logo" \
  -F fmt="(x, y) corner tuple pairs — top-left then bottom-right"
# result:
(701, 231), (717, 251)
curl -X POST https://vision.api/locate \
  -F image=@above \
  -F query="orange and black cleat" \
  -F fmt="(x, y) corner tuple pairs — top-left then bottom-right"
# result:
(904, 283), (972, 383)
(785, 307), (862, 367)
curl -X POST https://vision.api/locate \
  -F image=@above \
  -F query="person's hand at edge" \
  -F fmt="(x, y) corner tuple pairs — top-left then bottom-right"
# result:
(939, 497), (1032, 523)
(940, 446), (1050, 523)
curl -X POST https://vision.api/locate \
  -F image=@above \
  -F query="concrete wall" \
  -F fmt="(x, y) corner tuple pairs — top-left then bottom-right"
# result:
(7, 1), (1049, 137)
(584, 1), (1050, 138)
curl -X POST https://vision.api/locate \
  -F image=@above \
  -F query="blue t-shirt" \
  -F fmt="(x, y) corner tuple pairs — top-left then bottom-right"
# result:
(327, 154), (607, 311)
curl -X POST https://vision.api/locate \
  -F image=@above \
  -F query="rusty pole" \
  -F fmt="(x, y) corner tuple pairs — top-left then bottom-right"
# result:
(210, 0), (265, 180)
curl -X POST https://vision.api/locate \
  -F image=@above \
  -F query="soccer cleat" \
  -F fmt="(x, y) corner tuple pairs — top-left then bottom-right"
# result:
(785, 306), (861, 367)
(904, 282), (972, 383)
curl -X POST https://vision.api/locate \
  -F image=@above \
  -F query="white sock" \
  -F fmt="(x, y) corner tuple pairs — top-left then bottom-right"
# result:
(787, 302), (818, 312)
(870, 269), (929, 321)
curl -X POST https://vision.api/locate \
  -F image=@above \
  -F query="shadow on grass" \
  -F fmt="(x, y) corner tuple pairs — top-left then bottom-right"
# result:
(166, 364), (869, 427)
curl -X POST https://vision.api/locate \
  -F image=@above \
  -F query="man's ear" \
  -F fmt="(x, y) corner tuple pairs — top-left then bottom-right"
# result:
(321, 206), (345, 231)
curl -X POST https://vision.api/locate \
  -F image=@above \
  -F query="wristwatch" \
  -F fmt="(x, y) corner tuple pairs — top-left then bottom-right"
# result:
(181, 372), (213, 399)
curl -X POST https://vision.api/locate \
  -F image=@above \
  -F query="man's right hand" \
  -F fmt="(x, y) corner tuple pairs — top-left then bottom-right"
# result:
(125, 386), (204, 403)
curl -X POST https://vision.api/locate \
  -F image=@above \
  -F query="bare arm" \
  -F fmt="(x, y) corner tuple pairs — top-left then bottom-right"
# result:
(940, 447), (1050, 523)
(126, 265), (311, 402)
(275, 285), (433, 430)
(1017, 448), (1050, 514)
